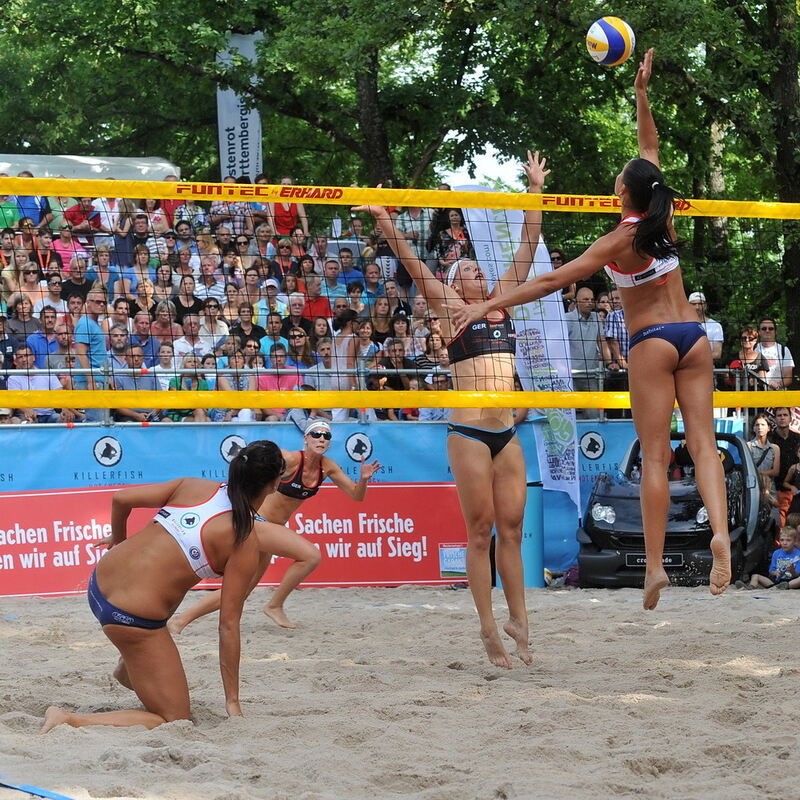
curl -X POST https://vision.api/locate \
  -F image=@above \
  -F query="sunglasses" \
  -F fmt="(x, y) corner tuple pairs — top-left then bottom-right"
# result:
(23, 270), (38, 274)
(289, 333), (306, 339)
(307, 430), (332, 440)
(164, 233), (177, 238)
(237, 239), (249, 245)
(741, 337), (757, 342)
(279, 245), (291, 249)
(206, 304), (220, 309)
(760, 326), (775, 331)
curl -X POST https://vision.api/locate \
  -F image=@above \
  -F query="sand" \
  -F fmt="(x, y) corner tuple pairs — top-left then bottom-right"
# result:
(2, 584), (799, 800)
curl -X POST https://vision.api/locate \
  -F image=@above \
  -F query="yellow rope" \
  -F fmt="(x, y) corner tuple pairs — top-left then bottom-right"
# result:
(0, 178), (797, 219)
(0, 389), (792, 410)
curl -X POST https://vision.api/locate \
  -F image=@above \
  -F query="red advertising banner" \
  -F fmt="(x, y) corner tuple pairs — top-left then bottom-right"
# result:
(0, 484), (467, 597)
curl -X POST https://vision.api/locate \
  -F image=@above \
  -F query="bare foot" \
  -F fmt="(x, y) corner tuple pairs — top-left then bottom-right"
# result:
(709, 533), (731, 596)
(480, 629), (513, 670)
(40, 706), (71, 734)
(643, 568), (670, 610)
(264, 605), (297, 629)
(503, 619), (533, 665)
(113, 658), (133, 690)
(167, 614), (187, 636)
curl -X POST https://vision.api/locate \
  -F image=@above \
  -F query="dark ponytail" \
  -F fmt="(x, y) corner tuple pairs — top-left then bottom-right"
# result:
(226, 440), (285, 545)
(621, 158), (681, 260)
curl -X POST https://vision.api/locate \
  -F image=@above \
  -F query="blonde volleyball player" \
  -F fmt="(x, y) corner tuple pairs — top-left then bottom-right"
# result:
(450, 49), (731, 609)
(41, 441), (286, 732)
(169, 420), (381, 632)
(353, 151), (550, 670)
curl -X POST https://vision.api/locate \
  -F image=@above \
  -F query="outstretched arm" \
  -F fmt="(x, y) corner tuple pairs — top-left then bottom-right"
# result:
(635, 48), (659, 167)
(494, 151), (551, 294)
(449, 234), (620, 332)
(352, 201), (459, 312)
(326, 456), (382, 501)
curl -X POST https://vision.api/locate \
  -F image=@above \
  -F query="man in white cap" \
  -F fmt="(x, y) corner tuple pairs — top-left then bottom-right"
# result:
(688, 291), (724, 361)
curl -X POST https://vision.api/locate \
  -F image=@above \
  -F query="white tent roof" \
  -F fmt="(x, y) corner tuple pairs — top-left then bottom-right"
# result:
(0, 154), (180, 181)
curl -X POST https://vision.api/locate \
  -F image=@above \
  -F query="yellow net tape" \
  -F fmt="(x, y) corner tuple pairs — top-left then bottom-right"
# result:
(0, 178), (798, 219)
(2, 390), (796, 410)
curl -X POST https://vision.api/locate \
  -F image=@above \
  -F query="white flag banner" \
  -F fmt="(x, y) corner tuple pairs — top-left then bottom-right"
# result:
(216, 33), (264, 180)
(459, 188), (580, 511)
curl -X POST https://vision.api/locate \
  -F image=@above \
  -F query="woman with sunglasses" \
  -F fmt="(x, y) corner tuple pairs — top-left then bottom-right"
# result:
(448, 49), (731, 612)
(268, 238), (297, 281)
(198, 298), (229, 354)
(727, 326), (769, 390)
(41, 440), (287, 733)
(234, 233), (253, 269)
(17, 262), (46, 307)
(16, 217), (37, 254)
(169, 420), (381, 633)
(286, 326), (319, 370)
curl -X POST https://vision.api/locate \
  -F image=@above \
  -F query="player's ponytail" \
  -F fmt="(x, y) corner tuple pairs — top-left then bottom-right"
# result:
(226, 440), (285, 546)
(622, 158), (680, 260)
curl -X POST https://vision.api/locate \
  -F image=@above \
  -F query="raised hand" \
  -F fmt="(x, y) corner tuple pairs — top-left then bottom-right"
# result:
(523, 150), (551, 192)
(360, 457), (382, 481)
(634, 47), (654, 93)
(351, 184), (386, 218)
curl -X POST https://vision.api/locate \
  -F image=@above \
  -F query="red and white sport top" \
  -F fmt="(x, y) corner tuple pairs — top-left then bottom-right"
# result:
(154, 484), (230, 579)
(604, 215), (679, 288)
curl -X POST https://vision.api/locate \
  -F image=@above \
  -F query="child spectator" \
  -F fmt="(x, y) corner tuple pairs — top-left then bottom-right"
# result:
(738, 527), (800, 589)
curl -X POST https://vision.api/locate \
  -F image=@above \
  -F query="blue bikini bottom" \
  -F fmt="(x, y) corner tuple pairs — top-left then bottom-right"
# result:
(629, 322), (706, 361)
(88, 568), (168, 629)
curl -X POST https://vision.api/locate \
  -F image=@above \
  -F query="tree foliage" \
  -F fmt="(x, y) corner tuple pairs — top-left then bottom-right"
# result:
(0, 0), (797, 353)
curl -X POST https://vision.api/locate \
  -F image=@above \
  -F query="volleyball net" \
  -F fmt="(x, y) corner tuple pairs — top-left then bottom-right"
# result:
(1, 175), (799, 419)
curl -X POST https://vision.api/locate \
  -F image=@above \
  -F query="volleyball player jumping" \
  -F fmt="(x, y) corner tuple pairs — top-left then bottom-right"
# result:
(450, 49), (731, 610)
(354, 151), (550, 669)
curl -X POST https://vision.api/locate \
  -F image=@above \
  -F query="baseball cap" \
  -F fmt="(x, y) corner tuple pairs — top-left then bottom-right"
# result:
(688, 291), (706, 303)
(264, 278), (280, 290)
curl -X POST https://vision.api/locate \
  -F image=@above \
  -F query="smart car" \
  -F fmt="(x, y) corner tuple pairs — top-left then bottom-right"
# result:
(577, 432), (773, 588)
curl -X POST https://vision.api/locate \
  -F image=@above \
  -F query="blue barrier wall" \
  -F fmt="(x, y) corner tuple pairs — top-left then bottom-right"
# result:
(0, 420), (653, 572)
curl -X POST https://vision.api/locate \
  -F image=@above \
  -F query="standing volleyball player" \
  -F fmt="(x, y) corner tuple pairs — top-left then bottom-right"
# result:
(354, 151), (550, 669)
(451, 49), (730, 609)
(169, 420), (381, 632)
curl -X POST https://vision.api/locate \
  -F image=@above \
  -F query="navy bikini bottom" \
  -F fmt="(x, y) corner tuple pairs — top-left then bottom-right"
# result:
(446, 423), (516, 459)
(88, 568), (168, 629)
(629, 322), (706, 361)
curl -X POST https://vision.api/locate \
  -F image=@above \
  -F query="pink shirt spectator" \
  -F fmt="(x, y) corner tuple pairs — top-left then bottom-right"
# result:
(256, 372), (303, 417)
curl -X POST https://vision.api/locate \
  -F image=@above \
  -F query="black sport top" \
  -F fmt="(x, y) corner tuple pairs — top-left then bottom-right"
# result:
(446, 306), (516, 365)
(277, 451), (324, 500)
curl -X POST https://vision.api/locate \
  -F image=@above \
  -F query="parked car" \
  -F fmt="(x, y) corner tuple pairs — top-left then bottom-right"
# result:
(578, 432), (774, 588)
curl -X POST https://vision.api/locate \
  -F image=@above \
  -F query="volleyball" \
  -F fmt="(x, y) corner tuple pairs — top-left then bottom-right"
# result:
(586, 17), (636, 66)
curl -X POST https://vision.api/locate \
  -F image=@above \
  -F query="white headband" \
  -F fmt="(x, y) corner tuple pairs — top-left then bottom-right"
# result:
(446, 259), (464, 287)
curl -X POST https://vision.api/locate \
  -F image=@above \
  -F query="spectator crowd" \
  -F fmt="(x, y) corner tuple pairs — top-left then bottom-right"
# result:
(0, 170), (794, 426)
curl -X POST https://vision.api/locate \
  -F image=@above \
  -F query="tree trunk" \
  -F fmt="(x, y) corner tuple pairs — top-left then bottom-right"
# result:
(768, 0), (800, 366)
(356, 50), (393, 186)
